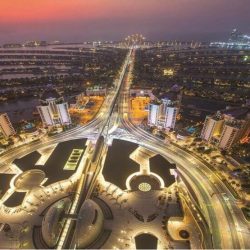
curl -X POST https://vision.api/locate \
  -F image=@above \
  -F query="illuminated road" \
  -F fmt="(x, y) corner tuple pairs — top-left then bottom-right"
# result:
(1, 46), (249, 249)
(56, 48), (133, 249)
(114, 48), (249, 249)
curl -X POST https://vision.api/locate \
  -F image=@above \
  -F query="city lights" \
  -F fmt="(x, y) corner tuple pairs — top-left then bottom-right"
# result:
(0, 2), (249, 250)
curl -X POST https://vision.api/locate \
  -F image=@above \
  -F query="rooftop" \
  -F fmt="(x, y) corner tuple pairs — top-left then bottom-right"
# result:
(222, 107), (250, 120)
(41, 89), (61, 100)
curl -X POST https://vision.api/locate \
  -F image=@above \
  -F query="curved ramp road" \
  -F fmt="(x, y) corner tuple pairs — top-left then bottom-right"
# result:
(0, 47), (248, 250)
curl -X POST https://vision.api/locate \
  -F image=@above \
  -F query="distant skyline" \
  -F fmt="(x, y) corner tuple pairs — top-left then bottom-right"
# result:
(0, 0), (250, 44)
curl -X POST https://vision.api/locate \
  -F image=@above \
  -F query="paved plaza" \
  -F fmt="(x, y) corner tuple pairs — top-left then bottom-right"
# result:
(0, 138), (202, 249)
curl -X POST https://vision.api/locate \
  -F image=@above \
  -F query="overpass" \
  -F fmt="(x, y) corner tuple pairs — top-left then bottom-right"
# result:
(56, 48), (133, 249)
(0, 46), (249, 249)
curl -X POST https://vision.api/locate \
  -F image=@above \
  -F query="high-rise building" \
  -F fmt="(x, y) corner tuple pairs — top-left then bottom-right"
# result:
(158, 98), (179, 129)
(148, 102), (161, 126)
(218, 114), (250, 150)
(201, 108), (250, 150)
(0, 113), (16, 138)
(37, 90), (71, 127)
(219, 123), (240, 150)
(200, 112), (224, 142)
(148, 99), (179, 130)
(148, 87), (181, 131)
(164, 106), (179, 129)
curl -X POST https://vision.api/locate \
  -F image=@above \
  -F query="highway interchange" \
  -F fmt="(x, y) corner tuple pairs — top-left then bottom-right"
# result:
(0, 47), (249, 249)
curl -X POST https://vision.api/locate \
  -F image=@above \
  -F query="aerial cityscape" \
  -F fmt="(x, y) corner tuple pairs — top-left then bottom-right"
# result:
(0, 1), (249, 249)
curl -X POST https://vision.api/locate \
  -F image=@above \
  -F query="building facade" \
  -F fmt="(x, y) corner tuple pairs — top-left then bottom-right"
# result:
(201, 109), (250, 150)
(148, 98), (179, 130)
(219, 123), (240, 149)
(201, 113), (224, 142)
(148, 103), (161, 126)
(37, 90), (71, 127)
(0, 113), (16, 138)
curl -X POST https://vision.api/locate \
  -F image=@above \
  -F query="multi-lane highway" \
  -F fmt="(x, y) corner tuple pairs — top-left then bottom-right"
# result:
(115, 48), (249, 249)
(1, 46), (249, 249)
(56, 48), (133, 249)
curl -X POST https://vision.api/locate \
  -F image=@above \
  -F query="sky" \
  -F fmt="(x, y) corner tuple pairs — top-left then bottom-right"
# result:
(0, 0), (250, 44)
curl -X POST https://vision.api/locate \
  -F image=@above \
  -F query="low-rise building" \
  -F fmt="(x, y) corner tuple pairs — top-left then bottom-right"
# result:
(130, 87), (155, 99)
(86, 85), (107, 96)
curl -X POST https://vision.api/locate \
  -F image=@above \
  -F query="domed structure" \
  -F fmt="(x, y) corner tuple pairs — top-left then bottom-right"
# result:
(13, 169), (45, 191)
(42, 198), (71, 247)
(128, 174), (161, 192)
(76, 199), (104, 248)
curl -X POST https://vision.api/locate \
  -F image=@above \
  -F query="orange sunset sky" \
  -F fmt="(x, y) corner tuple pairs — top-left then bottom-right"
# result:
(0, 0), (249, 43)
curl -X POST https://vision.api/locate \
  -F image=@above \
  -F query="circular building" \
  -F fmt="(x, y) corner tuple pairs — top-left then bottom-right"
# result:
(42, 198), (71, 247)
(76, 199), (104, 249)
(127, 173), (162, 192)
(13, 169), (45, 192)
